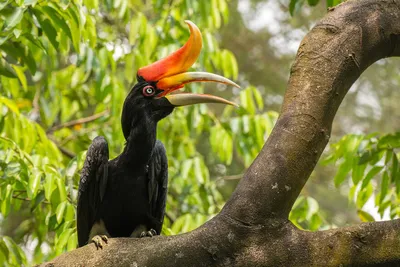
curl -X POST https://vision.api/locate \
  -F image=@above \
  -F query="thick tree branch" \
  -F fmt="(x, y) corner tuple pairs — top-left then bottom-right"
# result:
(42, 0), (400, 266)
(223, 0), (400, 222)
(306, 219), (400, 266)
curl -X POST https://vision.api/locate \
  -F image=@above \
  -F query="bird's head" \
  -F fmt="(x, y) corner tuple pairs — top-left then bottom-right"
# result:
(121, 20), (239, 140)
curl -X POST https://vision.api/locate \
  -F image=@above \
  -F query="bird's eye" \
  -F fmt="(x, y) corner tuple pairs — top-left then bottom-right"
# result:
(142, 85), (155, 97)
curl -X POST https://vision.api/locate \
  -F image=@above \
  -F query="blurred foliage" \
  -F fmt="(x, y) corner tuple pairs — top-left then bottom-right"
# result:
(0, 0), (396, 265)
(289, 0), (345, 15)
(323, 133), (400, 222)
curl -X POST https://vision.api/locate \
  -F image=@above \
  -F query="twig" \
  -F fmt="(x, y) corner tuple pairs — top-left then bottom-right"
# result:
(59, 121), (113, 146)
(13, 191), (25, 198)
(46, 110), (109, 133)
(12, 195), (50, 204)
(47, 135), (76, 158)
(56, 144), (76, 159)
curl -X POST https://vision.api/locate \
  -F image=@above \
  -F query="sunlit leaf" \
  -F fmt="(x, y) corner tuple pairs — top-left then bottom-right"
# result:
(334, 156), (352, 187)
(0, 58), (17, 78)
(356, 183), (373, 208)
(1, 184), (13, 216)
(361, 166), (383, 189)
(11, 64), (27, 91)
(379, 171), (390, 204)
(357, 210), (375, 222)
(4, 8), (25, 31)
(56, 201), (67, 224)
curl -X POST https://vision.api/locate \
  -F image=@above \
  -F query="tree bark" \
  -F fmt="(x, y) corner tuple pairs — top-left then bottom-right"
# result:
(41, 0), (400, 266)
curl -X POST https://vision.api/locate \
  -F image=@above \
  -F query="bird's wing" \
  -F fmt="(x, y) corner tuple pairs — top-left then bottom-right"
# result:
(77, 136), (109, 247)
(148, 140), (168, 233)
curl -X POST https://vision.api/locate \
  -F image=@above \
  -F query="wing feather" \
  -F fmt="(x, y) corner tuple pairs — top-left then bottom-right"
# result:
(77, 136), (109, 247)
(148, 140), (168, 234)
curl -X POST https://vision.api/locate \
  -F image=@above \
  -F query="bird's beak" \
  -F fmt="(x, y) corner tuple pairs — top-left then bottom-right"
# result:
(137, 20), (240, 107)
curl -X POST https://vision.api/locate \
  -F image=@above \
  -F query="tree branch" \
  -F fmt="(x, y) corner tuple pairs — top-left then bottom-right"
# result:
(305, 219), (400, 266)
(223, 0), (400, 222)
(46, 110), (109, 133)
(41, 0), (400, 266)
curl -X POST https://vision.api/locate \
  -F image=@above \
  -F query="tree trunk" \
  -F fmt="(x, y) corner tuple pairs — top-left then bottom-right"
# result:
(41, 0), (400, 266)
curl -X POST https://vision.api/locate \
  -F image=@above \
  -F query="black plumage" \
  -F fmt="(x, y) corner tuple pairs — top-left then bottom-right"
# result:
(76, 20), (239, 248)
(77, 79), (172, 247)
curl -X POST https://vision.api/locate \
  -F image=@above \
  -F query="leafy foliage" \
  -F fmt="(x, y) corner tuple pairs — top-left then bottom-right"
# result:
(0, 0), (282, 264)
(323, 133), (400, 222)
(289, 0), (345, 15)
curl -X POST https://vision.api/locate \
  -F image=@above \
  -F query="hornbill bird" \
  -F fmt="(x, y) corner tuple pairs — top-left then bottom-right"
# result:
(77, 20), (240, 248)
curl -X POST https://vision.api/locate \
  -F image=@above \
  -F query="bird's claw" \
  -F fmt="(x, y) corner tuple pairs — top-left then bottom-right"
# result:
(91, 235), (108, 249)
(140, 229), (157, 238)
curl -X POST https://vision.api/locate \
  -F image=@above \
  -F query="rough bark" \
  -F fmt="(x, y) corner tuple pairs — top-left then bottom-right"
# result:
(41, 0), (400, 266)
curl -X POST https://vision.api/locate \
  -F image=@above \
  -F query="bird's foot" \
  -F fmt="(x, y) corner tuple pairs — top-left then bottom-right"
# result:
(140, 229), (157, 238)
(91, 235), (108, 249)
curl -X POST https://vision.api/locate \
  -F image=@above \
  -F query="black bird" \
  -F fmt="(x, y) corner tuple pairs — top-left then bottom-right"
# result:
(77, 20), (240, 248)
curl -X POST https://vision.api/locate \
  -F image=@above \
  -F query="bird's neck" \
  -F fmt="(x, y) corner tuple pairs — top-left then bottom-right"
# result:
(120, 113), (158, 170)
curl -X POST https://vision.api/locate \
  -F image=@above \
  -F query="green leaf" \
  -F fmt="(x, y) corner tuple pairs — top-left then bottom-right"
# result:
(0, 239), (9, 263)
(85, 15), (96, 48)
(30, 191), (45, 212)
(56, 177), (67, 202)
(378, 133), (400, 148)
(56, 228), (73, 252)
(307, 0), (319, 6)
(0, 58), (17, 78)
(328, 0), (343, 7)
(39, 18), (59, 49)
(251, 86), (264, 110)
(0, 33), (12, 46)
(334, 157), (352, 187)
(3, 236), (26, 265)
(194, 157), (205, 183)
(361, 166), (383, 189)
(4, 8), (25, 31)
(84, 0), (99, 10)
(357, 210), (375, 222)
(289, 0), (304, 15)
(24, 0), (38, 6)
(352, 161), (366, 185)
(23, 33), (47, 52)
(40, 6), (72, 40)
(66, 3), (81, 53)
(11, 64), (27, 91)
(348, 185), (357, 204)
(0, 1), (10, 10)
(44, 174), (55, 201)
(67, 232), (77, 251)
(1, 184), (13, 216)
(0, 41), (37, 75)
(379, 171), (390, 204)
(28, 171), (42, 198)
(385, 149), (393, 165)
(56, 201), (67, 224)
(13, 28), (22, 38)
(199, 185), (210, 213)
(306, 197), (319, 220)
(391, 152), (398, 183)
(356, 183), (373, 208)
